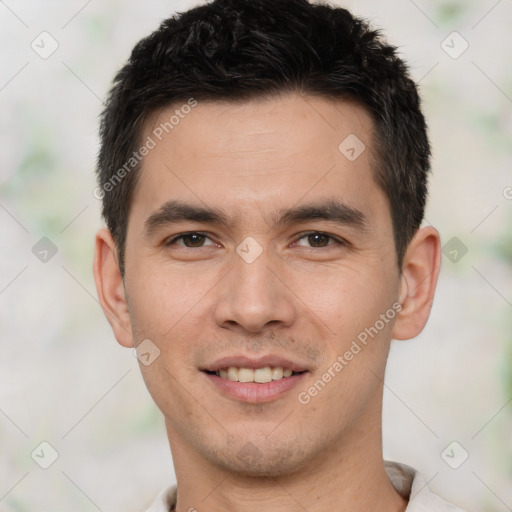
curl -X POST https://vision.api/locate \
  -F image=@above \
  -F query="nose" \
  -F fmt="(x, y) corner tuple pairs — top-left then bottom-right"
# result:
(213, 246), (297, 334)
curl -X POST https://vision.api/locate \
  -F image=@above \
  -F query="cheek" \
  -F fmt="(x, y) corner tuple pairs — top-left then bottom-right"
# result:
(125, 266), (211, 403)
(127, 275), (205, 416)
(126, 263), (209, 339)
(293, 264), (397, 340)
(138, 357), (203, 439)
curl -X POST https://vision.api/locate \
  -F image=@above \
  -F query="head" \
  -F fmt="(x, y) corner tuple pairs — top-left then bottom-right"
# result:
(97, 0), (431, 276)
(94, 0), (440, 479)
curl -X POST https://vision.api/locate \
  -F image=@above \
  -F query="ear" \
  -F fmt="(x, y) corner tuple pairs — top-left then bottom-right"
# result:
(392, 226), (441, 340)
(93, 228), (134, 348)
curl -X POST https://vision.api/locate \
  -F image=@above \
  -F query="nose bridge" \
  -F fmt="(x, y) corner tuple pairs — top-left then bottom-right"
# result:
(235, 246), (275, 299)
(214, 240), (296, 332)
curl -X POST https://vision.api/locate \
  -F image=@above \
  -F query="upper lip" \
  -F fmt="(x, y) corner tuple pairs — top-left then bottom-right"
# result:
(201, 354), (311, 373)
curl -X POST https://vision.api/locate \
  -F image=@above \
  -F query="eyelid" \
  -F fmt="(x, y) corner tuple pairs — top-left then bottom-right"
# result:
(164, 231), (217, 246)
(164, 230), (348, 248)
(293, 231), (348, 248)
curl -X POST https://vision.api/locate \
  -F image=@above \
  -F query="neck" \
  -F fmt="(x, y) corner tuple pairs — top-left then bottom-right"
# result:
(165, 400), (407, 512)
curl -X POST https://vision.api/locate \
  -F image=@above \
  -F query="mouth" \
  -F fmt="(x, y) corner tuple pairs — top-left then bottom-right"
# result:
(204, 366), (306, 383)
(200, 356), (310, 403)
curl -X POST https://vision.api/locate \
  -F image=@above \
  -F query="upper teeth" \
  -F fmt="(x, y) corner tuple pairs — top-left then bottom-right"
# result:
(217, 366), (294, 383)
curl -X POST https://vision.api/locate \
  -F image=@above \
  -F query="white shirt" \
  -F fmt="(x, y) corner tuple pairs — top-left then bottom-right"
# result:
(145, 460), (467, 512)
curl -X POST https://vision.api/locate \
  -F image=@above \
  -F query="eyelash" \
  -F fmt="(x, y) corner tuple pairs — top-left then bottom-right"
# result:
(164, 231), (347, 249)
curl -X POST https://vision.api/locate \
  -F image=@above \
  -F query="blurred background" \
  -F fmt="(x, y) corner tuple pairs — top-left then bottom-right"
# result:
(1, 1), (511, 510)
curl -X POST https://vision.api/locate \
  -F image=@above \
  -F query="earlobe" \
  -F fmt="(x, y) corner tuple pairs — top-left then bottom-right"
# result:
(93, 228), (134, 348)
(392, 226), (441, 341)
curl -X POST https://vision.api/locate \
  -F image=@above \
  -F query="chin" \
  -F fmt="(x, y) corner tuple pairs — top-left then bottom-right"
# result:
(207, 440), (309, 478)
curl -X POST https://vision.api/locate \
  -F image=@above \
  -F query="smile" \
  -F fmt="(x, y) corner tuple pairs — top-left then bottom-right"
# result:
(210, 366), (302, 383)
(200, 355), (310, 403)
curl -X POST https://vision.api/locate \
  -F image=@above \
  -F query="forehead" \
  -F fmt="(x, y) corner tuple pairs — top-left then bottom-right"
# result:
(130, 93), (385, 228)
(141, 93), (374, 162)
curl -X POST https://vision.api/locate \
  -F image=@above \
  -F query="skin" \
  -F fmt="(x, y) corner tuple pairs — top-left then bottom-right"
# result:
(94, 92), (441, 512)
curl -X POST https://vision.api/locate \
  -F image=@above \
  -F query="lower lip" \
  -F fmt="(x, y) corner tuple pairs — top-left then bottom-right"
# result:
(203, 372), (308, 403)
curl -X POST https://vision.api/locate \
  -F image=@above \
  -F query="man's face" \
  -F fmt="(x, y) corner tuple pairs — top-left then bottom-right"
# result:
(123, 93), (401, 476)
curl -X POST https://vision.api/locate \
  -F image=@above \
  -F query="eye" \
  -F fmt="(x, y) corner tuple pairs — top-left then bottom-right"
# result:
(165, 232), (217, 248)
(294, 231), (345, 248)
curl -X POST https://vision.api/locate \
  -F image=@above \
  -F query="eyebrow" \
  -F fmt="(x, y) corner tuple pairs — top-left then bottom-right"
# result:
(143, 198), (368, 236)
(269, 199), (368, 231)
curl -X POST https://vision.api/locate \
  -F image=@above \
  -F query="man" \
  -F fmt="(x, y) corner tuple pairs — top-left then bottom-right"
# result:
(93, 0), (466, 510)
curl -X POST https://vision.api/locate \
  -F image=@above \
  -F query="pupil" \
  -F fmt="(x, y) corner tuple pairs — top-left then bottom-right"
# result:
(185, 233), (204, 247)
(309, 234), (327, 247)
